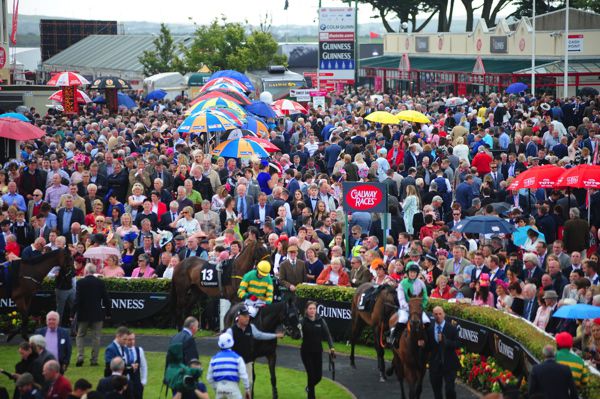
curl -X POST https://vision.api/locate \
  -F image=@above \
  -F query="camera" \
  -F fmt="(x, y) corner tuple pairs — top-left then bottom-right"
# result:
(183, 375), (197, 386)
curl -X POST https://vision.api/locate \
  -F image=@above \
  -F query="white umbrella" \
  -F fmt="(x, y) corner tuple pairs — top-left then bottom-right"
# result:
(445, 97), (467, 107)
(84, 246), (121, 261)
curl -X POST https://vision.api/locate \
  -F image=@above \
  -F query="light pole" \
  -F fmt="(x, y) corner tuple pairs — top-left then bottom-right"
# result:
(563, 0), (570, 99)
(531, 0), (536, 97)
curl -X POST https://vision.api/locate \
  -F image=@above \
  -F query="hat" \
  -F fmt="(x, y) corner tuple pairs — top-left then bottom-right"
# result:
(555, 332), (573, 349)
(188, 358), (201, 366)
(496, 280), (509, 291)
(200, 238), (209, 244)
(432, 195), (444, 203)
(16, 373), (35, 388)
(479, 273), (490, 287)
(174, 234), (185, 241)
(425, 253), (438, 263)
(408, 249), (420, 257)
(237, 306), (250, 317)
(218, 333), (234, 349)
(543, 290), (558, 300)
(287, 245), (299, 253)
(159, 230), (173, 247)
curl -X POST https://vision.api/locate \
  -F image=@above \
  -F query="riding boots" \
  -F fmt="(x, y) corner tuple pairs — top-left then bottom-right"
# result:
(387, 322), (406, 347)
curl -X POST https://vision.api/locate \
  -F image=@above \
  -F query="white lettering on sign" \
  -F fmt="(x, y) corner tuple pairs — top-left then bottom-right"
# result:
(111, 298), (145, 310)
(349, 190), (378, 207)
(457, 325), (479, 343)
(0, 298), (16, 308)
(317, 304), (351, 320)
(498, 340), (515, 360)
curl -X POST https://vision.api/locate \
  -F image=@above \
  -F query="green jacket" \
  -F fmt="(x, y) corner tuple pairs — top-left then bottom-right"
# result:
(556, 348), (588, 389)
(237, 269), (274, 303)
(400, 277), (429, 309)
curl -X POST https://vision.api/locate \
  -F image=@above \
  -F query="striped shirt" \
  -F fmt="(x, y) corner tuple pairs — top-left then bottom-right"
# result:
(238, 270), (273, 303)
(207, 349), (249, 389)
(556, 348), (589, 389)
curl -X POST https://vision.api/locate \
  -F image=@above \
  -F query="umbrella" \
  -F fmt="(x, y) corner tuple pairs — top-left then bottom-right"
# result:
(212, 138), (270, 159)
(186, 98), (246, 116)
(557, 164), (600, 189)
(365, 111), (399, 125)
(47, 72), (90, 87)
(177, 110), (240, 134)
(578, 87), (599, 97)
(243, 115), (269, 136)
(83, 246), (121, 261)
(201, 77), (248, 93)
(0, 112), (29, 122)
(553, 304), (600, 319)
(243, 136), (280, 153)
(512, 226), (546, 247)
(0, 118), (45, 140)
(272, 99), (308, 115)
(507, 165), (565, 191)
(210, 70), (255, 92)
(244, 100), (278, 119)
(445, 97), (467, 107)
(227, 129), (255, 140)
(192, 89), (251, 106)
(506, 82), (528, 94)
(451, 215), (516, 235)
(49, 89), (93, 104)
(397, 110), (430, 124)
(89, 76), (131, 90)
(212, 108), (247, 125)
(145, 89), (168, 101)
(93, 93), (137, 109)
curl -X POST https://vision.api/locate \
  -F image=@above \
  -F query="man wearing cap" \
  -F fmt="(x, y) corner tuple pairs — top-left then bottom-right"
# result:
(238, 261), (274, 318)
(207, 333), (250, 399)
(556, 332), (589, 390)
(542, 290), (561, 334)
(15, 373), (42, 399)
(278, 246), (307, 297)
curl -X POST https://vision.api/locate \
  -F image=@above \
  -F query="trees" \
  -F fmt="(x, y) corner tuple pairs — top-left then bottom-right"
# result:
(138, 23), (182, 76)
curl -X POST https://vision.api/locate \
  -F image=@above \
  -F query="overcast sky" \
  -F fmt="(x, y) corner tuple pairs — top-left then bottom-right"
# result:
(21, 0), (517, 26)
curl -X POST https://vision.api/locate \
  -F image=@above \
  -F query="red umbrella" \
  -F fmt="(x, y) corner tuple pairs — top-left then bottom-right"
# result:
(191, 90), (250, 106)
(200, 78), (248, 93)
(507, 165), (566, 190)
(272, 99), (308, 115)
(49, 89), (92, 104)
(0, 118), (46, 140)
(47, 71), (90, 87)
(243, 136), (280, 153)
(557, 164), (600, 189)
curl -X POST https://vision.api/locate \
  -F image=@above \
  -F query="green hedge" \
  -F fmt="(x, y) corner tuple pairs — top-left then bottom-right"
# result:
(42, 277), (172, 292)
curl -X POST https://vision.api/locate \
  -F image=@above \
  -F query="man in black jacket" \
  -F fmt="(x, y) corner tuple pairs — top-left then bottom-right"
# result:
(74, 264), (111, 367)
(528, 345), (577, 399)
(426, 306), (460, 399)
(169, 317), (199, 366)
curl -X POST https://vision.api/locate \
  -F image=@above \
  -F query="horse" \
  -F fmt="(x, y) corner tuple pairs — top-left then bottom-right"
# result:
(0, 249), (73, 341)
(171, 239), (269, 328)
(225, 298), (302, 399)
(350, 283), (398, 382)
(388, 296), (428, 399)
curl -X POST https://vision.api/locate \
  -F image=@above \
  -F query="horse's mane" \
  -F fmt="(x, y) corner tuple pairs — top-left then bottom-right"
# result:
(22, 249), (64, 265)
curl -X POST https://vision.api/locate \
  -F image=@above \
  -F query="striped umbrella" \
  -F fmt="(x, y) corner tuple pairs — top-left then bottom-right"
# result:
(49, 89), (93, 104)
(47, 71), (90, 87)
(212, 138), (270, 159)
(191, 90), (251, 106)
(177, 110), (240, 134)
(211, 107), (247, 125)
(243, 115), (270, 137)
(201, 78), (248, 93)
(272, 99), (308, 115)
(186, 97), (246, 116)
(244, 136), (281, 153)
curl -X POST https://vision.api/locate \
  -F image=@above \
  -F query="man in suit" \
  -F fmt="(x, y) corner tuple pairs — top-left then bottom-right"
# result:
(248, 193), (272, 230)
(21, 237), (46, 260)
(469, 252), (490, 288)
(88, 163), (108, 198)
(34, 311), (71, 373)
(96, 357), (127, 396)
(27, 189), (46, 220)
(303, 184), (320, 214)
(178, 237), (204, 260)
(528, 345), (578, 399)
(29, 334), (57, 386)
(486, 162), (504, 190)
(65, 222), (83, 247)
(399, 167), (417, 201)
(563, 208), (590, 253)
(33, 215), (52, 243)
(153, 177), (173, 205)
(543, 290), (561, 334)
(522, 283), (540, 322)
(58, 184), (86, 213)
(134, 199), (159, 230)
(151, 161), (174, 192)
(104, 326), (130, 377)
(125, 332), (147, 399)
(443, 246), (471, 278)
(426, 306), (460, 399)
(278, 245), (307, 294)
(403, 144), (419, 171)
(455, 175), (475, 211)
(160, 201), (180, 232)
(74, 263), (111, 367)
(56, 195), (85, 237)
(501, 153), (525, 179)
(169, 316), (200, 365)
(234, 183), (254, 235)
(521, 253), (545, 287)
(194, 200), (220, 235)
(285, 169), (300, 199)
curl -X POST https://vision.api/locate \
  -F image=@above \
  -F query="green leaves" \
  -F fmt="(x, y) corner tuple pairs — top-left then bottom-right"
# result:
(139, 23), (183, 76)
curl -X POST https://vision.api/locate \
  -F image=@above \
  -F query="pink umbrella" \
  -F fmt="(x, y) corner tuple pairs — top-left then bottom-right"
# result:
(47, 71), (90, 87)
(200, 77), (248, 93)
(272, 99), (308, 115)
(49, 89), (92, 104)
(84, 246), (121, 261)
(0, 118), (46, 140)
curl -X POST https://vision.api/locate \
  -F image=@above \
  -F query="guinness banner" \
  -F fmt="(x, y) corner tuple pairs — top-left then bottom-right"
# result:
(297, 298), (352, 340)
(1, 291), (170, 324)
(446, 316), (489, 354)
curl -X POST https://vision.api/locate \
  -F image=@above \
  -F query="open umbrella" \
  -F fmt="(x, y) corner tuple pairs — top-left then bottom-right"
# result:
(212, 138), (269, 159)
(445, 97), (467, 107)
(397, 110), (430, 124)
(451, 215), (516, 235)
(507, 165), (565, 191)
(93, 92), (136, 109)
(0, 118), (46, 140)
(0, 112), (29, 122)
(89, 76), (131, 90)
(210, 70), (255, 92)
(243, 115), (269, 136)
(272, 99), (308, 115)
(512, 226), (546, 247)
(365, 111), (399, 124)
(201, 77), (248, 93)
(557, 164), (600, 189)
(49, 89), (92, 104)
(192, 89), (251, 106)
(177, 110), (240, 134)
(506, 82), (528, 94)
(577, 87), (599, 97)
(83, 246), (121, 262)
(244, 100), (278, 119)
(213, 108), (247, 125)
(552, 304), (600, 319)
(47, 72), (90, 87)
(145, 89), (168, 101)
(243, 136), (280, 153)
(186, 98), (246, 116)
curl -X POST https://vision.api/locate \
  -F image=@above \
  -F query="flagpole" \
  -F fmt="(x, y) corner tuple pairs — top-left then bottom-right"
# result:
(531, 0), (536, 97)
(564, 0), (569, 99)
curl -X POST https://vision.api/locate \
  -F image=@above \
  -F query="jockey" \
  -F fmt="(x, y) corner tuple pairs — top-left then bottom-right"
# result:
(388, 262), (430, 346)
(237, 260), (274, 318)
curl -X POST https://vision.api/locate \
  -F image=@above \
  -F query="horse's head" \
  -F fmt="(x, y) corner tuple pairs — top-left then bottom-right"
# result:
(59, 248), (74, 272)
(283, 297), (302, 340)
(233, 239), (269, 276)
(407, 296), (425, 339)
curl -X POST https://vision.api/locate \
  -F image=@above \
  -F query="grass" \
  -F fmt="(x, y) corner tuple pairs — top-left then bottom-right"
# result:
(280, 336), (395, 362)
(0, 345), (351, 398)
(100, 327), (215, 338)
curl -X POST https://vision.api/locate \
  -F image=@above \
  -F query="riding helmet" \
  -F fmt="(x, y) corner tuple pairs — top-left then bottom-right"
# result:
(218, 333), (234, 349)
(406, 262), (421, 274)
(257, 260), (271, 276)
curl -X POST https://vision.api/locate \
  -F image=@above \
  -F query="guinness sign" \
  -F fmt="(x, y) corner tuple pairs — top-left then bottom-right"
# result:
(298, 298), (352, 340)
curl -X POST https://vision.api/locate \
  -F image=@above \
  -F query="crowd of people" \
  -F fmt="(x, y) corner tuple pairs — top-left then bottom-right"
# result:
(0, 85), (599, 398)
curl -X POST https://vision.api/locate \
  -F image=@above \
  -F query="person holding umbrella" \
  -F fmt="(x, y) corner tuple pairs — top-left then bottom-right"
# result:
(300, 301), (334, 399)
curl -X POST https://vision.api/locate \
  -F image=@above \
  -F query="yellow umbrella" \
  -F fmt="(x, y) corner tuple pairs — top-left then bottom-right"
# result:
(364, 111), (400, 124)
(397, 110), (430, 124)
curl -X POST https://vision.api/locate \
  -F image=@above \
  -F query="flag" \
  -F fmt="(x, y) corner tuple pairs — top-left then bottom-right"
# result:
(369, 32), (381, 39)
(284, 0), (289, 10)
(10, 0), (19, 45)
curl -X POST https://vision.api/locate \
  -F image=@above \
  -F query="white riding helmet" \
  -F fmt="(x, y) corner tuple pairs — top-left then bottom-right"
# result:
(218, 333), (234, 349)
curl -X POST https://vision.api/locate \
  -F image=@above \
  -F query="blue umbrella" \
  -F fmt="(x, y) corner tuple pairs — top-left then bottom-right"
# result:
(0, 112), (29, 122)
(145, 89), (168, 101)
(93, 93), (136, 109)
(506, 82), (528, 94)
(553, 304), (600, 319)
(451, 215), (516, 235)
(210, 70), (255, 92)
(512, 226), (546, 247)
(244, 100), (277, 119)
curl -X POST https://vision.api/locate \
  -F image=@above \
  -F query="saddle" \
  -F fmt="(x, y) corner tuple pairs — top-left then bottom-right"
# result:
(358, 285), (385, 312)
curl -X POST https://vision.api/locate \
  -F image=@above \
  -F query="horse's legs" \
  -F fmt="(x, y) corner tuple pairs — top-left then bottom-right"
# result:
(374, 326), (386, 382)
(349, 315), (365, 368)
(395, 358), (406, 399)
(267, 352), (278, 399)
(416, 374), (424, 399)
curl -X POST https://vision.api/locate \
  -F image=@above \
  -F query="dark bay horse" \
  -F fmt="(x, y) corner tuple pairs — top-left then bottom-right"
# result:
(0, 249), (73, 341)
(350, 283), (398, 382)
(225, 298), (302, 399)
(389, 296), (428, 399)
(171, 239), (269, 328)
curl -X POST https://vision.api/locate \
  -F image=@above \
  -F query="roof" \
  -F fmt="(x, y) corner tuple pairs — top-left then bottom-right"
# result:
(514, 59), (600, 74)
(360, 56), (550, 74)
(42, 34), (190, 73)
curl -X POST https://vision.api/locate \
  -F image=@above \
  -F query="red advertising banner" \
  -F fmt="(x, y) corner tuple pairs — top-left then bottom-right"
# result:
(374, 76), (383, 92)
(61, 85), (79, 114)
(10, 0), (19, 45)
(342, 182), (388, 213)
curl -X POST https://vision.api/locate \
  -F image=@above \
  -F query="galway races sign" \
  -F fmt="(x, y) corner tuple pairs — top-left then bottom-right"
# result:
(342, 182), (388, 213)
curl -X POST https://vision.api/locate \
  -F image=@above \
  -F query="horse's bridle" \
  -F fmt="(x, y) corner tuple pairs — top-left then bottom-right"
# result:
(231, 251), (271, 281)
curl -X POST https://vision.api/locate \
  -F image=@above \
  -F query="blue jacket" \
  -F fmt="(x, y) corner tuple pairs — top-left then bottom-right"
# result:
(34, 326), (72, 367)
(455, 182), (474, 210)
(104, 340), (126, 366)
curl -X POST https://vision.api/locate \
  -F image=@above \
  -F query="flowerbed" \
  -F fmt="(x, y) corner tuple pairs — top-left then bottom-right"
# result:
(457, 348), (523, 394)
